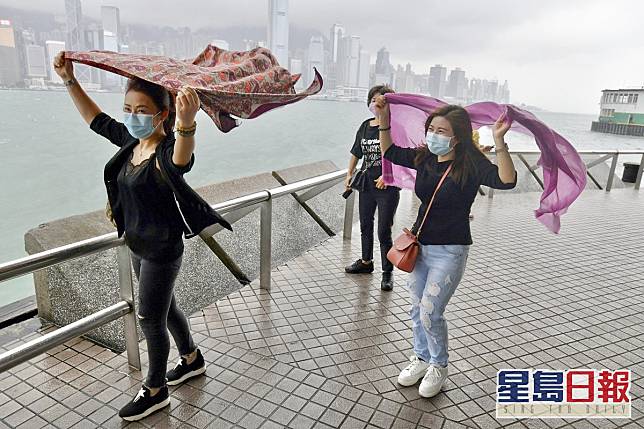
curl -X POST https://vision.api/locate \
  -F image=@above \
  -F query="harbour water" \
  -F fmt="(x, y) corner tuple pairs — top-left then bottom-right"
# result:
(1, 89), (643, 305)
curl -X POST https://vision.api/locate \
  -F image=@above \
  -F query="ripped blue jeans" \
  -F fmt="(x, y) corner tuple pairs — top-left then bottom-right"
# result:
(408, 244), (469, 366)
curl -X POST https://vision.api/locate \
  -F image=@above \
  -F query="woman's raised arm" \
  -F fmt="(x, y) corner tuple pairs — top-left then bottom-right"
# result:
(53, 51), (101, 125)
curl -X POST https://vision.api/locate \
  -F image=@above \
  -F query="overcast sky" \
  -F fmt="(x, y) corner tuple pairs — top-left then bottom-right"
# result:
(3, 0), (644, 113)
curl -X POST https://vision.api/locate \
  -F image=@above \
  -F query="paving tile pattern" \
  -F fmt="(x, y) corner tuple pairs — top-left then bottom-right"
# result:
(0, 189), (642, 428)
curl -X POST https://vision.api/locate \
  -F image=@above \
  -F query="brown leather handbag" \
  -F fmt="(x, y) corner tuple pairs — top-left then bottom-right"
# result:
(387, 164), (453, 272)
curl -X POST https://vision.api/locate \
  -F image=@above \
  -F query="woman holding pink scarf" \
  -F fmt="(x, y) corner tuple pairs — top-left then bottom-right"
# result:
(374, 95), (517, 398)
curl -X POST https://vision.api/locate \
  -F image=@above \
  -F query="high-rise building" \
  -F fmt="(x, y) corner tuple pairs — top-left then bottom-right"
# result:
(267, 0), (288, 66)
(469, 78), (483, 101)
(329, 23), (344, 64)
(45, 40), (65, 83)
(339, 35), (360, 87)
(65, 0), (82, 50)
(82, 22), (103, 85)
(66, 0), (95, 83)
(176, 27), (193, 59)
(101, 6), (120, 51)
(358, 48), (370, 89)
(447, 67), (467, 100)
(26, 45), (46, 77)
(306, 36), (324, 85)
(0, 19), (22, 87)
(374, 47), (393, 86)
(101, 6), (120, 88)
(404, 63), (416, 93)
(429, 64), (447, 98)
(324, 24), (344, 91)
(486, 80), (499, 101)
(394, 64), (405, 92)
(498, 80), (510, 103)
(375, 47), (391, 75)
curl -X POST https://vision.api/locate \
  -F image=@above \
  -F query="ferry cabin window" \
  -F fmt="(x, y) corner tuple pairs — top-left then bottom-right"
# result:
(628, 94), (633, 104)
(635, 94), (639, 104)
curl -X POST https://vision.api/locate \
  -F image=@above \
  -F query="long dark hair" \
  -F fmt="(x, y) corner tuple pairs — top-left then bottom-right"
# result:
(414, 105), (486, 187)
(125, 78), (175, 136)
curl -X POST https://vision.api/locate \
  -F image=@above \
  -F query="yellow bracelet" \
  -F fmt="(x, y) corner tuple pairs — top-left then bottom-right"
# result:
(177, 128), (196, 137)
(176, 122), (196, 133)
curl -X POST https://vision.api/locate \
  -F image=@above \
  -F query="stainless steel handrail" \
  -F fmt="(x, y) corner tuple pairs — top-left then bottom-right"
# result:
(0, 170), (347, 284)
(486, 149), (644, 196)
(0, 169), (348, 374)
(0, 301), (130, 372)
(0, 233), (122, 283)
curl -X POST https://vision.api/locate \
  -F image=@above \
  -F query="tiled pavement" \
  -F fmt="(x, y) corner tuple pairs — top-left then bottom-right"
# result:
(0, 188), (642, 429)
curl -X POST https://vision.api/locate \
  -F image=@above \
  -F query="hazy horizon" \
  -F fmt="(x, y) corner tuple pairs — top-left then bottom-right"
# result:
(2, 0), (643, 114)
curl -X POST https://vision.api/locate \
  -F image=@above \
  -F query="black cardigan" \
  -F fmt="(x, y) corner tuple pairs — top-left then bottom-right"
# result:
(91, 112), (232, 239)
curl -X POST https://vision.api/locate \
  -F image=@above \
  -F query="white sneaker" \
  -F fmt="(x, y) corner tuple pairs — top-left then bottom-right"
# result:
(418, 364), (449, 398)
(397, 355), (431, 386)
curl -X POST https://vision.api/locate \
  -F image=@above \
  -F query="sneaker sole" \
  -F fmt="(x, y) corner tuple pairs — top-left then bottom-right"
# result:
(397, 370), (428, 387)
(418, 385), (443, 398)
(121, 397), (170, 421)
(166, 366), (206, 386)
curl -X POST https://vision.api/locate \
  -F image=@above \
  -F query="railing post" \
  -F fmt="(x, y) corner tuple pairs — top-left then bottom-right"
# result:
(117, 246), (141, 370)
(606, 153), (618, 192)
(635, 153), (644, 190)
(343, 191), (355, 240)
(260, 199), (272, 290)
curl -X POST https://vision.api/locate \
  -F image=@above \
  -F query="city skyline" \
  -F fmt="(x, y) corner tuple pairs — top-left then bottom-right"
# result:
(0, 1), (512, 106)
(1, 0), (640, 112)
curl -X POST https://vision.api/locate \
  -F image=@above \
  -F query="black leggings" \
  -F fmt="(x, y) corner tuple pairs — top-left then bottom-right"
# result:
(358, 188), (400, 272)
(131, 252), (196, 388)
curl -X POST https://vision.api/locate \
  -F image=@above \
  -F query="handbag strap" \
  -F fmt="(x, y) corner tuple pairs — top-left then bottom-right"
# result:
(415, 163), (454, 237)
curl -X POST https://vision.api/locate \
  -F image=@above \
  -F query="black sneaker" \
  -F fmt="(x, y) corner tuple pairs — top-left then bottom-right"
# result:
(345, 259), (374, 274)
(166, 349), (206, 386)
(381, 272), (394, 291)
(119, 385), (170, 421)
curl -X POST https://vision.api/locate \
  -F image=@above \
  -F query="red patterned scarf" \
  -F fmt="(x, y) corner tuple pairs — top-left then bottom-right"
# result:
(65, 44), (323, 132)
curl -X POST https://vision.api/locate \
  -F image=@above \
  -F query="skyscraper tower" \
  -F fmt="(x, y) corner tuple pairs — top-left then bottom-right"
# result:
(429, 64), (447, 98)
(306, 36), (324, 84)
(65, 0), (94, 83)
(64, 0), (82, 50)
(267, 0), (289, 66)
(329, 23), (344, 64)
(101, 6), (120, 88)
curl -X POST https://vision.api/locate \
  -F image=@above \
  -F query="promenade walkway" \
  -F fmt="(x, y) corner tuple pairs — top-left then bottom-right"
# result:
(0, 189), (642, 428)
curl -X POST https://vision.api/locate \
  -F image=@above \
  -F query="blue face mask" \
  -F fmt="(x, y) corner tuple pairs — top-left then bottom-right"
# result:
(123, 112), (161, 139)
(425, 132), (454, 156)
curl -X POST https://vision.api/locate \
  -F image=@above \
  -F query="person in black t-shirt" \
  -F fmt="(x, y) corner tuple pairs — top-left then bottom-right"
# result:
(344, 85), (401, 291)
(374, 95), (517, 398)
(53, 52), (227, 422)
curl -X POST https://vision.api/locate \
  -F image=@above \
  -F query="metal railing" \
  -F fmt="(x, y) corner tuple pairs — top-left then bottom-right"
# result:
(486, 149), (644, 198)
(0, 169), (351, 373)
(2, 149), (642, 373)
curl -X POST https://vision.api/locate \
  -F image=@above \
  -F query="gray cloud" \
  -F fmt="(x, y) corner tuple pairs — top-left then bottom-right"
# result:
(2, 0), (643, 113)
